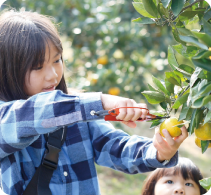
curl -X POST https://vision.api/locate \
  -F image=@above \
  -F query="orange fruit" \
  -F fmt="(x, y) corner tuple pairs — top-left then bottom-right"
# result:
(194, 123), (211, 140)
(159, 117), (183, 137)
(108, 87), (120, 96)
(195, 137), (211, 148)
(91, 78), (98, 84)
(97, 56), (108, 65)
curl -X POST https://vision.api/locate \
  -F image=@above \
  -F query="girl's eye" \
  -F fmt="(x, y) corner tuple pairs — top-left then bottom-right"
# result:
(55, 58), (61, 63)
(33, 66), (43, 70)
(166, 180), (173, 184)
(185, 183), (193, 187)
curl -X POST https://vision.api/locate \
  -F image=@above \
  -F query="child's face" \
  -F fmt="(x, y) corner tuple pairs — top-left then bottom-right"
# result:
(154, 168), (200, 195)
(24, 41), (63, 96)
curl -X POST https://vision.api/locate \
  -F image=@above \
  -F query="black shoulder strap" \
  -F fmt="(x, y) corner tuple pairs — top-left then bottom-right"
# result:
(23, 126), (67, 195)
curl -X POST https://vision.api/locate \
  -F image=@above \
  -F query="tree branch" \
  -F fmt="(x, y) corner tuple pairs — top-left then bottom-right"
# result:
(172, 0), (205, 22)
(180, 0), (205, 13)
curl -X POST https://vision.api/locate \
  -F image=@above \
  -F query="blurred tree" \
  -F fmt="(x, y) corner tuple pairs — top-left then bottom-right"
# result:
(3, 0), (174, 103)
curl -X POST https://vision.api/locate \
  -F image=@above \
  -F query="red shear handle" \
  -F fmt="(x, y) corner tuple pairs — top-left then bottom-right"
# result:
(105, 107), (157, 121)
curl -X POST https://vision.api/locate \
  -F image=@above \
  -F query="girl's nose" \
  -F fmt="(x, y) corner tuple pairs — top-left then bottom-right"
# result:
(174, 188), (184, 194)
(45, 66), (58, 81)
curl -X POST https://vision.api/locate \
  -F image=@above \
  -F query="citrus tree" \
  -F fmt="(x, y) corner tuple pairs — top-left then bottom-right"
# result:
(132, 0), (211, 190)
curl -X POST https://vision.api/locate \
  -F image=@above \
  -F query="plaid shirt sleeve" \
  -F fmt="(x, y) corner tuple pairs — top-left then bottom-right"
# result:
(89, 120), (178, 172)
(0, 90), (103, 159)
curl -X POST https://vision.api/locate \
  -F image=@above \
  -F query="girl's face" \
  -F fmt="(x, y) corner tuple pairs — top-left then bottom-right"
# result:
(154, 168), (200, 195)
(24, 41), (63, 96)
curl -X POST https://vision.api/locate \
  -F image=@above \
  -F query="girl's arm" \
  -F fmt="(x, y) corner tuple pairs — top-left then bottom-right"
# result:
(89, 120), (178, 173)
(0, 90), (104, 158)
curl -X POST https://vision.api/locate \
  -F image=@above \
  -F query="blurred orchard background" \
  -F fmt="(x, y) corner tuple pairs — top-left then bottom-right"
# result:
(2, 0), (211, 195)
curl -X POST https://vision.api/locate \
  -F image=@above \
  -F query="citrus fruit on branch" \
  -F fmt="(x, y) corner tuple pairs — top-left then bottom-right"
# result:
(159, 117), (184, 138)
(108, 87), (120, 96)
(195, 137), (211, 149)
(194, 123), (211, 141)
(97, 56), (108, 65)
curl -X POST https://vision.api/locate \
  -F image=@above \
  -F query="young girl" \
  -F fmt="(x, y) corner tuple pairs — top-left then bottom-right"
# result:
(0, 9), (188, 195)
(141, 157), (207, 195)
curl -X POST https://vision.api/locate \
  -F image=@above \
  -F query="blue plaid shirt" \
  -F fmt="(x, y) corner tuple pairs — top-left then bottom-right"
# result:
(0, 90), (178, 195)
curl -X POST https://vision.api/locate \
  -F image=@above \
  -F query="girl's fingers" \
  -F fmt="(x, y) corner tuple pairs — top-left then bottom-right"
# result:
(174, 126), (188, 143)
(116, 100), (148, 122)
(121, 121), (137, 128)
(131, 101), (142, 121)
(138, 103), (148, 119)
(123, 100), (135, 121)
(115, 102), (127, 120)
(154, 127), (165, 146)
(161, 129), (175, 146)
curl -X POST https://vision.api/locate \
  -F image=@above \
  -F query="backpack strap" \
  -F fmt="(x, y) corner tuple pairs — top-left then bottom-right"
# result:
(23, 126), (67, 195)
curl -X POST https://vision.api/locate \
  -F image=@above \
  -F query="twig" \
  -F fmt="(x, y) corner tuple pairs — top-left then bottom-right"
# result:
(172, 0), (205, 21)
(180, 0), (204, 13)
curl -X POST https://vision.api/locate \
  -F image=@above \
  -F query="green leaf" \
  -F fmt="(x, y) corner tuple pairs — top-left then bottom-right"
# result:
(172, 27), (186, 45)
(198, 69), (211, 80)
(204, 9), (211, 21)
(132, 17), (156, 24)
(161, 0), (171, 8)
(179, 35), (208, 50)
(168, 45), (179, 70)
(186, 107), (194, 120)
(201, 140), (209, 153)
(198, 79), (208, 92)
(172, 65), (192, 79)
(191, 31), (211, 47)
(165, 71), (181, 86)
(179, 64), (194, 74)
(188, 108), (197, 134)
(160, 102), (167, 110)
(152, 76), (169, 95)
(149, 119), (163, 129)
(132, 2), (155, 18)
(158, 3), (169, 17)
(142, 91), (166, 104)
(192, 95), (211, 108)
(199, 177), (211, 190)
(165, 79), (174, 94)
(172, 93), (189, 109)
(202, 18), (211, 37)
(178, 102), (191, 121)
(176, 20), (185, 28)
(177, 27), (193, 36)
(179, 11), (201, 22)
(142, 0), (159, 18)
(203, 110), (211, 124)
(148, 84), (158, 91)
(190, 82), (200, 99)
(190, 67), (203, 87)
(198, 82), (211, 96)
(192, 59), (211, 72)
(171, 0), (185, 16)
(192, 50), (211, 59)
(195, 108), (204, 129)
(173, 44), (198, 59)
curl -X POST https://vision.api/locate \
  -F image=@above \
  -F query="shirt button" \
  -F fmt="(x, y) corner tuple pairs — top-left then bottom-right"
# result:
(90, 110), (95, 116)
(64, 171), (68, 177)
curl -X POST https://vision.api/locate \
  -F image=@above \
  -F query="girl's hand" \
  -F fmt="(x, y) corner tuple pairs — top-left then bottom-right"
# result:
(101, 94), (148, 128)
(153, 126), (188, 162)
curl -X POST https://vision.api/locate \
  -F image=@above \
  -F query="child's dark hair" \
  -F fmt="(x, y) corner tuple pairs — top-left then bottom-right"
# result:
(0, 9), (67, 101)
(141, 157), (207, 195)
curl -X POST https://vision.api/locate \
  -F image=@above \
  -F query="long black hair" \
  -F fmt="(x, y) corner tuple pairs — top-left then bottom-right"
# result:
(0, 9), (67, 101)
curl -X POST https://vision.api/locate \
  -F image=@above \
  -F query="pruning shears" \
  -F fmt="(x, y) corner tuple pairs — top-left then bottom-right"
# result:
(93, 107), (170, 122)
